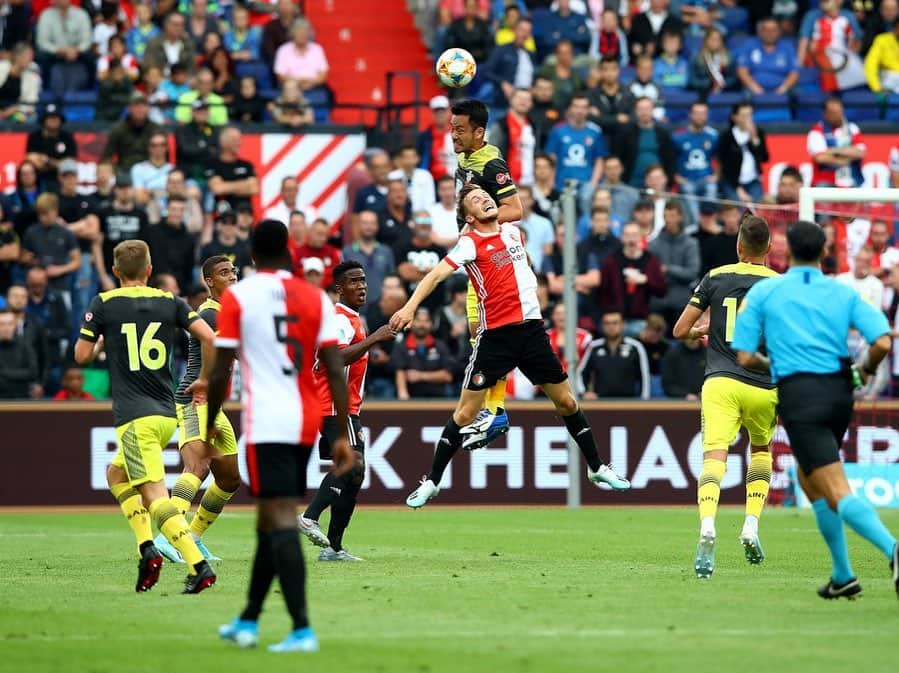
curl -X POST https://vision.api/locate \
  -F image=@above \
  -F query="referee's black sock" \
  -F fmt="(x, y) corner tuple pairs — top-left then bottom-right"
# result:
(427, 418), (463, 485)
(270, 527), (310, 631)
(562, 409), (602, 473)
(240, 530), (275, 622)
(328, 481), (362, 552)
(304, 473), (343, 521)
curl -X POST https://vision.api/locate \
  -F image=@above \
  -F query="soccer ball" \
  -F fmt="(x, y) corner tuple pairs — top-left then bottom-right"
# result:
(436, 48), (477, 88)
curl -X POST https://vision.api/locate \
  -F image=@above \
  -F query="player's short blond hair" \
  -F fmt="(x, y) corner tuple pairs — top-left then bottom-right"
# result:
(113, 240), (151, 280)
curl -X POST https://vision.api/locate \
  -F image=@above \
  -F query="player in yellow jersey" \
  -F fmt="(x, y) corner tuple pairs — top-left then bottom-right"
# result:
(673, 214), (778, 579)
(154, 255), (242, 564)
(450, 98), (523, 449)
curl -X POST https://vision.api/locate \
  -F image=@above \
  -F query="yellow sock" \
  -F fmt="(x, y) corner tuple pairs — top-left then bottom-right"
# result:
(189, 482), (236, 537)
(110, 483), (152, 552)
(170, 473), (202, 516)
(148, 497), (204, 569)
(698, 458), (727, 521)
(745, 451), (773, 519)
(485, 377), (508, 413)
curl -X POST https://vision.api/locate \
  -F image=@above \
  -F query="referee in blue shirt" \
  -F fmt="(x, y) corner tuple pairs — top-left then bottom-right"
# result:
(732, 220), (898, 601)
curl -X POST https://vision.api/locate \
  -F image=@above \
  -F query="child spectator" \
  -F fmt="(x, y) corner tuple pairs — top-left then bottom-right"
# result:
(93, 1), (122, 57)
(159, 63), (191, 121)
(231, 75), (265, 122)
(96, 59), (134, 121)
(98, 34), (139, 81)
(629, 54), (665, 120)
(688, 27), (736, 94)
(53, 365), (95, 400)
(269, 78), (314, 127)
(224, 4), (263, 61)
(653, 30), (688, 89)
(597, 9), (629, 65)
(126, 3), (160, 60)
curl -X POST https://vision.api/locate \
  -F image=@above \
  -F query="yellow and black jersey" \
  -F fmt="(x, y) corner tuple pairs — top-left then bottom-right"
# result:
(455, 143), (518, 224)
(174, 297), (220, 405)
(80, 286), (199, 426)
(689, 262), (778, 389)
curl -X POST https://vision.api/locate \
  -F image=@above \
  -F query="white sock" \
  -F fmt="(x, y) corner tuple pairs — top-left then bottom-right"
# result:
(700, 516), (716, 538)
(742, 515), (759, 536)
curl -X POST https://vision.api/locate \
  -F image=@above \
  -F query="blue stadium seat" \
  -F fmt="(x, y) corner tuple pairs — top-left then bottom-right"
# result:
(794, 91), (828, 122)
(726, 33), (750, 55)
(303, 87), (331, 124)
(235, 61), (272, 91)
(684, 35), (703, 59)
(841, 88), (882, 121)
(796, 66), (820, 93)
(885, 93), (899, 122)
(62, 90), (96, 122)
(706, 92), (743, 123)
(620, 65), (635, 83)
(664, 90), (698, 123)
(720, 6), (750, 34)
(751, 92), (791, 122)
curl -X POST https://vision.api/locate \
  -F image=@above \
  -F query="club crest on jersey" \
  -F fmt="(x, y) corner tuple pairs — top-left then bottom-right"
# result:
(496, 172), (511, 185)
(472, 372), (486, 387)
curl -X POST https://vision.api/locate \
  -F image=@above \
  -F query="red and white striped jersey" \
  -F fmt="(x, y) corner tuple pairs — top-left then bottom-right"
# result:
(445, 223), (541, 331)
(547, 327), (593, 372)
(216, 269), (340, 446)
(317, 302), (367, 416)
(809, 13), (856, 52)
(807, 121), (865, 187)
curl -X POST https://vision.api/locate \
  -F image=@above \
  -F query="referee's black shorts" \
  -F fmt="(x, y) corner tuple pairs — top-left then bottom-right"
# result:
(464, 320), (567, 391)
(318, 414), (365, 461)
(777, 372), (854, 475)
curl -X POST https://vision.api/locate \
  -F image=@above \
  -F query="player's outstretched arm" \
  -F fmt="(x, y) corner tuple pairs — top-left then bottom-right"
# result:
(204, 345), (234, 438)
(390, 259), (456, 331)
(73, 335), (103, 365)
(320, 344), (353, 476)
(672, 304), (709, 341)
(340, 324), (397, 366)
(497, 193), (522, 224)
(185, 318), (217, 402)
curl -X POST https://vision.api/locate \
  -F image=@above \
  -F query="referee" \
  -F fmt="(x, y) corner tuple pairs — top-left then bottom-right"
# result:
(732, 220), (898, 600)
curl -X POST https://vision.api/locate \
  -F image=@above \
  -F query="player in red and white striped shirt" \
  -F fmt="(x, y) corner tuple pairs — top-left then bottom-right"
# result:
(390, 185), (631, 508)
(206, 219), (353, 653)
(298, 261), (397, 561)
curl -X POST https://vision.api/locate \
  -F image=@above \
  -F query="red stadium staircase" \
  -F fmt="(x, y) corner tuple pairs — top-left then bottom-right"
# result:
(306, 0), (440, 127)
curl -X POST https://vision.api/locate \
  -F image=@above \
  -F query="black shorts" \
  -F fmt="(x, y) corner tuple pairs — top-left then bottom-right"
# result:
(777, 373), (854, 476)
(319, 415), (365, 461)
(464, 320), (567, 391)
(246, 442), (313, 498)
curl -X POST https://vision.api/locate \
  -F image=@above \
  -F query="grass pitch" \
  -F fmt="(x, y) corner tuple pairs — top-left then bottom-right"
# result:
(2, 507), (898, 673)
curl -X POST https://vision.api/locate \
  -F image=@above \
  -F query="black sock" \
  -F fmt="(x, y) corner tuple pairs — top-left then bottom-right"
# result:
(240, 530), (274, 622)
(270, 528), (309, 631)
(328, 481), (362, 552)
(427, 418), (463, 485)
(139, 540), (154, 555)
(304, 473), (343, 521)
(562, 409), (601, 472)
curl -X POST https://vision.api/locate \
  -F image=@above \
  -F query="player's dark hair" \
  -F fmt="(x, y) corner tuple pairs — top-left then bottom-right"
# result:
(450, 99), (489, 129)
(251, 218), (290, 269)
(333, 260), (364, 285)
(786, 220), (826, 263)
(738, 214), (770, 257)
(456, 183), (481, 220)
(202, 255), (232, 281)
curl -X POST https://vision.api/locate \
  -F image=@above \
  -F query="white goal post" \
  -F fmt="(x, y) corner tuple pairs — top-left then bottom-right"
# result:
(798, 186), (899, 222)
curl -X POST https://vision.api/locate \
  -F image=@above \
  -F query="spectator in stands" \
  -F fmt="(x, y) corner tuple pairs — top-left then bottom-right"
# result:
(797, 0), (863, 93)
(518, 185), (554, 272)
(200, 211), (253, 277)
(0, 210), (19, 295)
(342, 210), (396, 313)
(432, 276), (470, 363)
(674, 101), (718, 225)
(662, 336), (706, 399)
(807, 97), (866, 188)
(158, 63), (191, 122)
(130, 132), (172, 205)
(736, 17), (799, 95)
(0, 308), (39, 399)
(543, 0), (592, 57)
(293, 217), (341, 287)
(599, 221), (667, 335)
(126, 3), (160, 61)
(286, 209), (307, 255)
(531, 152), (561, 223)
(376, 178), (414, 252)
(95, 59), (135, 122)
(445, 0), (493, 64)
(144, 12), (197, 76)
(225, 5), (262, 62)
(175, 66), (228, 125)
(577, 186), (623, 240)
(545, 93), (608, 213)
(0, 2), (28, 55)
(207, 126), (258, 213)
(648, 200), (701, 327)
(353, 148), (392, 225)
(628, 54), (665, 120)
(427, 176), (461, 249)
(231, 75), (265, 123)
(546, 301), (593, 376)
(21, 194), (81, 308)
(206, 47), (239, 104)
(694, 202), (733, 274)
(57, 159), (100, 314)
(92, 2), (120, 58)
(597, 9), (629, 65)
(487, 89), (535, 187)
(7, 283), (50, 392)
(26, 104), (76, 192)
(840, 246), (885, 313)
(653, 30), (689, 89)
(187, 0), (219, 52)
(543, 221), (601, 301)
(390, 145), (437, 213)
(718, 101), (768, 204)
(102, 92), (163, 171)
(262, 0), (300, 67)
(529, 75), (561, 150)
(396, 212), (446, 312)
(300, 256), (324, 287)
(53, 365), (94, 400)
(174, 100), (219, 186)
(269, 77), (314, 127)
(98, 34), (139, 82)
(869, 219), (899, 276)
(483, 18), (535, 107)
(24, 265), (69, 359)
(862, 0), (898, 55)
(578, 204), (621, 268)
(688, 27), (737, 95)
(98, 173), (148, 280)
(578, 310), (651, 399)
(586, 56), (636, 141)
(616, 96), (676, 188)
(0, 43), (40, 125)
(495, 4), (535, 50)
(263, 175), (316, 225)
(765, 165), (802, 232)
(393, 307), (454, 400)
(639, 312), (669, 397)
(599, 155), (639, 224)
(35, 0), (94, 97)
(144, 194), (195, 292)
(538, 40), (584, 111)
(629, 0), (684, 60)
(418, 95), (456, 181)
(274, 18), (329, 98)
(151, 272), (181, 296)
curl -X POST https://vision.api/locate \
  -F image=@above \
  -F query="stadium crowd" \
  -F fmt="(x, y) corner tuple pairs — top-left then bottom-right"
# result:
(0, 0), (898, 402)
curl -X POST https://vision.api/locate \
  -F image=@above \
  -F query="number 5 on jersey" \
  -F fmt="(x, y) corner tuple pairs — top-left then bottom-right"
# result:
(121, 322), (167, 371)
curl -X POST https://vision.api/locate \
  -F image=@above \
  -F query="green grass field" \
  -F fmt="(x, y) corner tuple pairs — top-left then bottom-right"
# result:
(2, 507), (898, 673)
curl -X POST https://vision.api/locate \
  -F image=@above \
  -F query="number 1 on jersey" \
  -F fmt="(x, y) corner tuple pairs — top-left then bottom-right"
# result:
(722, 297), (738, 343)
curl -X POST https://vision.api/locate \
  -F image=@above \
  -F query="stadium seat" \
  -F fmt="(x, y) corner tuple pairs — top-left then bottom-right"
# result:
(751, 92), (791, 122)
(841, 88), (882, 121)
(664, 90), (698, 123)
(62, 90), (96, 122)
(885, 93), (899, 122)
(796, 66), (821, 93)
(720, 6), (750, 34)
(235, 61), (273, 91)
(620, 65), (635, 83)
(304, 87), (331, 124)
(684, 35), (703, 59)
(706, 92), (743, 123)
(794, 91), (828, 122)
(725, 33), (749, 55)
